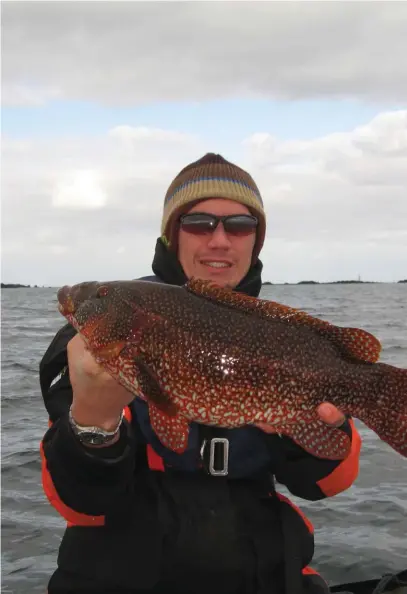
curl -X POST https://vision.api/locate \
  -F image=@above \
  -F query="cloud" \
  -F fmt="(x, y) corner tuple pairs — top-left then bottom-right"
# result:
(1, 110), (406, 286)
(0, 125), (206, 285)
(1, 82), (62, 107)
(52, 170), (107, 210)
(2, 2), (407, 106)
(243, 110), (407, 241)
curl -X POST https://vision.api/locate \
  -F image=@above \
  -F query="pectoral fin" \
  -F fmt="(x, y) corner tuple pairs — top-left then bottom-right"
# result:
(135, 356), (178, 417)
(148, 403), (191, 453)
(133, 357), (190, 452)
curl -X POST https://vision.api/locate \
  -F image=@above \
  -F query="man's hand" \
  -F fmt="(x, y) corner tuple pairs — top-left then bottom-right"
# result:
(255, 402), (346, 434)
(68, 334), (134, 436)
(316, 402), (346, 427)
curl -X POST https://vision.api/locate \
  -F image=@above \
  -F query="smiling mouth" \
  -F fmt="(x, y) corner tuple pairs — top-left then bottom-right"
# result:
(200, 261), (232, 269)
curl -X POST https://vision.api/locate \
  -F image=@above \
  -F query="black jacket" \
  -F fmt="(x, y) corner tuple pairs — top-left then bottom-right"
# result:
(40, 239), (361, 594)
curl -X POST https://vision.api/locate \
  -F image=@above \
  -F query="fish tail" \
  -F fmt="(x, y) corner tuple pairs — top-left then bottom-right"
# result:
(357, 363), (407, 458)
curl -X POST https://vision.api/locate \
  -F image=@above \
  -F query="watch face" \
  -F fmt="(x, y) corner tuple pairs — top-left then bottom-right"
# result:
(78, 432), (111, 446)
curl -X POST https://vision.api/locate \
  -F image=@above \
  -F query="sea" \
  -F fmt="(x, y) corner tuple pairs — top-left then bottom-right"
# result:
(1, 283), (406, 593)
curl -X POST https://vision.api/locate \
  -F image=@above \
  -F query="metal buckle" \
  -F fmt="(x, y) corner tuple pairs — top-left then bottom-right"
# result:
(200, 437), (229, 476)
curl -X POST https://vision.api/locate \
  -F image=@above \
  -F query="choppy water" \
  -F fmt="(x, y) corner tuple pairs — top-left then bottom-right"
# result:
(1, 284), (406, 593)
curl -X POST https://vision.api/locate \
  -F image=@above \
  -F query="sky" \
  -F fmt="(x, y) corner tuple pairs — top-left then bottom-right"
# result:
(1, 1), (407, 287)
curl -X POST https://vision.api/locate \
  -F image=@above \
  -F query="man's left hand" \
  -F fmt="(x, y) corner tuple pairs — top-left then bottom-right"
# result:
(255, 402), (346, 433)
(316, 402), (346, 427)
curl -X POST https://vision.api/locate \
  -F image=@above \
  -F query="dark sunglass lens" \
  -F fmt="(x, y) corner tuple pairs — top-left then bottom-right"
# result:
(224, 215), (258, 235)
(180, 213), (216, 233)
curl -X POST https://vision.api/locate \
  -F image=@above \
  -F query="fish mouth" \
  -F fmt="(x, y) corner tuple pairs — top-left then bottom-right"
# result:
(57, 285), (76, 315)
(57, 281), (102, 316)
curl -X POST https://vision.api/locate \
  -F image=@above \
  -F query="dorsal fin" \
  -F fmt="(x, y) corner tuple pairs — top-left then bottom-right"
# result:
(185, 278), (382, 364)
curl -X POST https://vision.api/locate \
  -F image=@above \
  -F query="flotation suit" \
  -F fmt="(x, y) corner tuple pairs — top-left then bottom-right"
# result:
(39, 272), (358, 593)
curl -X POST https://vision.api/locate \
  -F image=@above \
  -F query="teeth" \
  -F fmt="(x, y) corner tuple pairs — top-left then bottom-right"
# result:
(203, 262), (230, 268)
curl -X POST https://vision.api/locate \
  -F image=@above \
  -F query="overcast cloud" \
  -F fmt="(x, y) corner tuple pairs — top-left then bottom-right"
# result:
(2, 1), (407, 106)
(1, 1), (407, 286)
(2, 109), (406, 286)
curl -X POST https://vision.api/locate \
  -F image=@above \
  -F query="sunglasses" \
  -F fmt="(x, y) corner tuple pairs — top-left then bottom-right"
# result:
(179, 212), (258, 236)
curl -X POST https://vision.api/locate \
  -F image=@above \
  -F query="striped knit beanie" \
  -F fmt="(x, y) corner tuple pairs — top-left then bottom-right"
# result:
(161, 153), (266, 262)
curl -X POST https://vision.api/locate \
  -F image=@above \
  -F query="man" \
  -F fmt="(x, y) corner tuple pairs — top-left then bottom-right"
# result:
(39, 153), (361, 594)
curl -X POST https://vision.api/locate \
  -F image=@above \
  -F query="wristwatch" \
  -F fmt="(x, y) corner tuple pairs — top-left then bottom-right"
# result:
(68, 406), (124, 446)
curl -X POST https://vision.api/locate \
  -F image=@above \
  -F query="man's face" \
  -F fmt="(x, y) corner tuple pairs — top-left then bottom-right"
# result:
(177, 198), (257, 288)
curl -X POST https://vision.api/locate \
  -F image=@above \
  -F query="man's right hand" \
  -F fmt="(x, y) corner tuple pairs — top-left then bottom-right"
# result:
(67, 334), (134, 441)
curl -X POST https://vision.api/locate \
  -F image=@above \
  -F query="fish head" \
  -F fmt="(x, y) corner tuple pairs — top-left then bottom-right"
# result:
(57, 280), (177, 406)
(57, 281), (147, 354)
(58, 281), (103, 319)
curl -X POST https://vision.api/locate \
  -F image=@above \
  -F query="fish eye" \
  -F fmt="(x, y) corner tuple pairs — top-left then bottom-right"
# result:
(96, 285), (109, 298)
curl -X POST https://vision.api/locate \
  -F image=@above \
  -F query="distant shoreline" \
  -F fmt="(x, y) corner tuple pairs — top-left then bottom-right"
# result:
(262, 280), (407, 285)
(2, 280), (406, 289)
(1, 283), (53, 289)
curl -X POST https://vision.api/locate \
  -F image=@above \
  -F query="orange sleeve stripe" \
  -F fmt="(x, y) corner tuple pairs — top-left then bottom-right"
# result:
(41, 406), (133, 527)
(147, 444), (165, 471)
(123, 405), (165, 471)
(40, 440), (105, 526)
(123, 405), (132, 422)
(317, 419), (361, 497)
(302, 565), (327, 585)
(276, 492), (314, 534)
(302, 566), (319, 576)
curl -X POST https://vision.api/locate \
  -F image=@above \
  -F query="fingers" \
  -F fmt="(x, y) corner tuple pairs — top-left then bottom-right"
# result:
(254, 402), (346, 435)
(67, 334), (104, 378)
(67, 333), (133, 428)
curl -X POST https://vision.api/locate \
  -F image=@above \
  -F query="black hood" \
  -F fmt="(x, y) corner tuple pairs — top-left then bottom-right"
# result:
(151, 237), (263, 298)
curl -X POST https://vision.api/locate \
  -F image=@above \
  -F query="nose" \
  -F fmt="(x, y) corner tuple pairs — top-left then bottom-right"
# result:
(207, 222), (232, 249)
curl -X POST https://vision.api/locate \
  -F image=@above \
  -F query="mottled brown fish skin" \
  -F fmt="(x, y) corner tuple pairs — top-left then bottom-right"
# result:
(57, 279), (407, 460)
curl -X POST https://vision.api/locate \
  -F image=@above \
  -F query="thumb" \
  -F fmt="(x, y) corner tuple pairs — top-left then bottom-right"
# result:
(317, 402), (345, 427)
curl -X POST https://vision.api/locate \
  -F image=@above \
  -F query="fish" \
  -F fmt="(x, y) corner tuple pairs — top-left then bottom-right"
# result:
(56, 278), (407, 460)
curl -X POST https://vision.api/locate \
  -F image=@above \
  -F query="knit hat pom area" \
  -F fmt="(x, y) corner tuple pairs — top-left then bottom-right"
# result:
(160, 153), (266, 260)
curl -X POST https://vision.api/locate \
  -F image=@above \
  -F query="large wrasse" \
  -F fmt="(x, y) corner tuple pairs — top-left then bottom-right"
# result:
(57, 278), (407, 460)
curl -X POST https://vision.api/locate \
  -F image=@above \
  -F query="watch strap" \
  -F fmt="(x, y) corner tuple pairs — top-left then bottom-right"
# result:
(68, 406), (124, 446)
